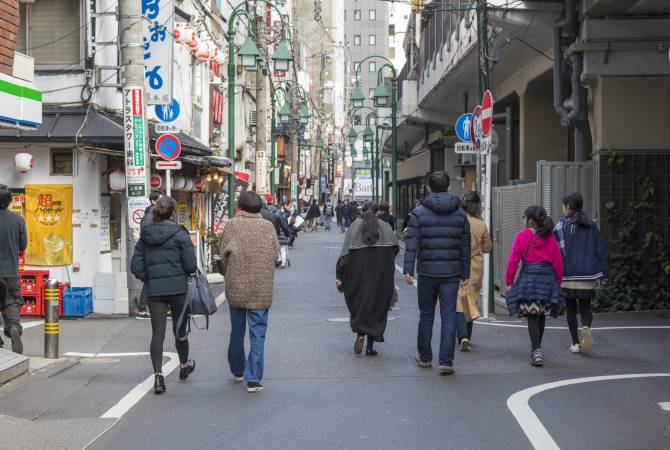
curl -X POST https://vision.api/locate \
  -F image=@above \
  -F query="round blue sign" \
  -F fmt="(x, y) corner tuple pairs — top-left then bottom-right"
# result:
(155, 99), (180, 123)
(455, 113), (473, 143)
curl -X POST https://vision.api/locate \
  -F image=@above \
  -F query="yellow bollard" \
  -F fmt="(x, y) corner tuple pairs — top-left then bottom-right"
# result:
(44, 279), (60, 359)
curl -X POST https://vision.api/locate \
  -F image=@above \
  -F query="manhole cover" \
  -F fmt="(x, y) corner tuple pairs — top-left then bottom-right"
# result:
(327, 316), (398, 323)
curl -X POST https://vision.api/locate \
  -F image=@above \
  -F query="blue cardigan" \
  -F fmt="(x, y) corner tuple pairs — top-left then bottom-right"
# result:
(554, 216), (608, 282)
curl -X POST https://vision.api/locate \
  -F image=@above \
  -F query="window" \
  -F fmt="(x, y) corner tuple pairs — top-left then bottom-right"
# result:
(353, 61), (360, 73)
(369, 61), (376, 72)
(353, 35), (361, 46)
(50, 149), (73, 176)
(369, 9), (376, 20)
(369, 34), (376, 46)
(17, 0), (82, 66)
(369, 88), (375, 98)
(353, 115), (361, 126)
(353, 10), (361, 20)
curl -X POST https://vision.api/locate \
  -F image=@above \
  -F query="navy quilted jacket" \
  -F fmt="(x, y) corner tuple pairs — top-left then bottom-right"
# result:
(403, 192), (471, 279)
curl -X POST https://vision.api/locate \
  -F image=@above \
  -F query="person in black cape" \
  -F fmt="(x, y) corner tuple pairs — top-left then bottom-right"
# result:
(336, 202), (399, 356)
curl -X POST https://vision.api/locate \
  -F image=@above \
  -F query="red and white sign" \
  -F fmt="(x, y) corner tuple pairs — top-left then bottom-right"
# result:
(471, 105), (483, 151)
(150, 174), (163, 189)
(194, 179), (203, 191)
(155, 134), (182, 161)
(481, 90), (493, 138)
(132, 88), (143, 116)
(155, 160), (182, 170)
(212, 90), (224, 124)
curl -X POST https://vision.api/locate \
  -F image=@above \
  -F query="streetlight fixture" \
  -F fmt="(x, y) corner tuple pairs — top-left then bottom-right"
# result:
(362, 125), (374, 144)
(373, 81), (390, 107)
(271, 40), (293, 73)
(347, 126), (357, 145)
(238, 36), (261, 70)
(350, 83), (365, 109)
(299, 102), (311, 124)
(278, 102), (291, 123)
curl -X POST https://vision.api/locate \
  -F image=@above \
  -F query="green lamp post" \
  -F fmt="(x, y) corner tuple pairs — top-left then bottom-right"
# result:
(350, 84), (366, 109)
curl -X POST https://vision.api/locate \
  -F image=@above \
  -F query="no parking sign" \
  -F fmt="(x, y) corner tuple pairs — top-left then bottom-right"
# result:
(155, 134), (182, 161)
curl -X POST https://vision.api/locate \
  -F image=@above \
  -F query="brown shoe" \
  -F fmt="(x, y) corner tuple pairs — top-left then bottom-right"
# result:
(438, 364), (455, 375)
(354, 335), (365, 355)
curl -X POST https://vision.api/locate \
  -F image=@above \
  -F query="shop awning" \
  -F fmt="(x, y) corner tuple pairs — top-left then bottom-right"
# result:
(0, 106), (211, 156)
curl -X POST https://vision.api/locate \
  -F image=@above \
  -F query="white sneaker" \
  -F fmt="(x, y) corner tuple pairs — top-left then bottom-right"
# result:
(581, 326), (593, 354)
(569, 344), (581, 353)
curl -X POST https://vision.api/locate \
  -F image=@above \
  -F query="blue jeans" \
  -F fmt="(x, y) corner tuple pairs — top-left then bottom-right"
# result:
(228, 305), (269, 383)
(324, 215), (333, 230)
(340, 218), (348, 233)
(417, 275), (459, 365)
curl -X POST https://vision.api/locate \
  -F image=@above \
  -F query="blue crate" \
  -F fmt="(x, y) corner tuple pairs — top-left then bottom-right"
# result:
(63, 287), (93, 317)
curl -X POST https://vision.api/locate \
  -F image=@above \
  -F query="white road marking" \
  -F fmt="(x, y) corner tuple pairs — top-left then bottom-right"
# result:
(659, 402), (670, 411)
(215, 292), (226, 306)
(476, 321), (670, 331)
(395, 264), (417, 289)
(508, 373), (670, 450)
(64, 351), (180, 419)
(1, 320), (44, 332)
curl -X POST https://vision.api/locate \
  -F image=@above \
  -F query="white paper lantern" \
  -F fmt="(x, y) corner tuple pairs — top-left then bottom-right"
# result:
(214, 50), (225, 65)
(108, 170), (126, 191)
(14, 151), (33, 173)
(188, 36), (200, 52)
(195, 40), (211, 61)
(174, 25), (196, 44)
(183, 178), (195, 192)
(172, 175), (186, 191)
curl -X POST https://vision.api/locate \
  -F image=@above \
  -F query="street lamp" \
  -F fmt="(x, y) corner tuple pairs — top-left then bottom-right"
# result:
(299, 102), (311, 124)
(362, 125), (374, 144)
(350, 84), (365, 109)
(271, 40), (293, 73)
(373, 81), (390, 107)
(347, 126), (357, 145)
(238, 36), (261, 70)
(278, 102), (291, 123)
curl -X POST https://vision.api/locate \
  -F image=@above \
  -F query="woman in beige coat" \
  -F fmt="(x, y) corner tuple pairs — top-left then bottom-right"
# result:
(219, 191), (279, 393)
(456, 192), (492, 351)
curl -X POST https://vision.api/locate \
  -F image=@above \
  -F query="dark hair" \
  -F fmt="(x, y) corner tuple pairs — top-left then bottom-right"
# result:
(524, 205), (554, 237)
(360, 201), (380, 245)
(0, 184), (11, 210)
(149, 190), (163, 203)
(152, 196), (177, 222)
(562, 192), (591, 226)
(378, 200), (390, 213)
(238, 191), (262, 214)
(428, 171), (450, 193)
(462, 191), (481, 218)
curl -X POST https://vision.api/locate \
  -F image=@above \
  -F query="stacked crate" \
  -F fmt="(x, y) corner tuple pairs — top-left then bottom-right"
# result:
(19, 270), (49, 316)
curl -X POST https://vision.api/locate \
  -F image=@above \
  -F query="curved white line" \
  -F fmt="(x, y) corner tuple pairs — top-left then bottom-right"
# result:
(64, 351), (180, 419)
(476, 321), (670, 331)
(507, 373), (670, 450)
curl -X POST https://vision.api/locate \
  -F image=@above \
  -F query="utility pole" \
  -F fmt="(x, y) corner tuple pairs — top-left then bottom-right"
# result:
(120, 0), (148, 316)
(255, 10), (269, 194)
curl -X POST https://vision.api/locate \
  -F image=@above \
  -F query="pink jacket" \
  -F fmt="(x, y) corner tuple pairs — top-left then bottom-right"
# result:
(506, 228), (563, 286)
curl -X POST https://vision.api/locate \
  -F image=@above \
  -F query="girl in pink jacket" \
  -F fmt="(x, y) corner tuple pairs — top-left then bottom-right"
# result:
(505, 206), (564, 367)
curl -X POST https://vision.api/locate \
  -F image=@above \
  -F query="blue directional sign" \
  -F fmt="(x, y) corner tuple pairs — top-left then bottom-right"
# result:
(455, 113), (473, 143)
(155, 99), (180, 123)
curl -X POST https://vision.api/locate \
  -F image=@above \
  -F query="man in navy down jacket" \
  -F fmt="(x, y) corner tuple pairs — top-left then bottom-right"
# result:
(403, 171), (470, 375)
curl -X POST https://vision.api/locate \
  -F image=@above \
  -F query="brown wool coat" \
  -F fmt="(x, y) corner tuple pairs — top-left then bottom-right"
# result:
(219, 212), (280, 309)
(457, 215), (492, 320)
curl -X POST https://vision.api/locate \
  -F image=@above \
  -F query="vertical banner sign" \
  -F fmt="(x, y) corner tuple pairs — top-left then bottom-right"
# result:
(212, 185), (228, 233)
(25, 184), (73, 266)
(9, 189), (25, 218)
(256, 148), (268, 194)
(100, 196), (111, 252)
(142, 0), (174, 105)
(124, 87), (148, 199)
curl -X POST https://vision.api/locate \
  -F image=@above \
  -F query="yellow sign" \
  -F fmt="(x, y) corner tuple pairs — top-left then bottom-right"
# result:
(25, 184), (73, 266)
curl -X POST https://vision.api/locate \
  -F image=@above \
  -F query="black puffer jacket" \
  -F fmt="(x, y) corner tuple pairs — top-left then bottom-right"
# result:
(131, 220), (197, 297)
(403, 192), (471, 279)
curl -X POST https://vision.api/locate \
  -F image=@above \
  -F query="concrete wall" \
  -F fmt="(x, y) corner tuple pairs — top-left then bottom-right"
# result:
(591, 76), (670, 152)
(398, 150), (429, 180)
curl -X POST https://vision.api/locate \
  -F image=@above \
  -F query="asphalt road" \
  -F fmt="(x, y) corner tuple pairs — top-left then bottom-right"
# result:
(1, 230), (669, 450)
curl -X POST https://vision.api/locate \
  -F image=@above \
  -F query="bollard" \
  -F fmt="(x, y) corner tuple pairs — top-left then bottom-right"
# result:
(44, 279), (60, 359)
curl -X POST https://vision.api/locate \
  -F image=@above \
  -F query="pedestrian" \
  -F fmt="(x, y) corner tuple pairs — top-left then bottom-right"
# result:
(137, 190), (164, 318)
(337, 201), (399, 356)
(345, 199), (358, 228)
(261, 194), (281, 237)
(554, 192), (607, 355)
(219, 191), (279, 393)
(323, 201), (334, 231)
(335, 200), (343, 230)
(403, 172), (471, 375)
(131, 196), (198, 394)
(306, 199), (321, 232)
(456, 192), (492, 351)
(403, 199), (422, 235)
(0, 184), (27, 354)
(505, 206), (564, 367)
(377, 200), (396, 231)
(277, 201), (296, 268)
(340, 200), (350, 232)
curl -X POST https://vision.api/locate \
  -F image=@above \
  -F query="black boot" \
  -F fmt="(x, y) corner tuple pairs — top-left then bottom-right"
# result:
(366, 337), (377, 356)
(154, 373), (166, 394)
(9, 326), (22, 355)
(179, 359), (196, 381)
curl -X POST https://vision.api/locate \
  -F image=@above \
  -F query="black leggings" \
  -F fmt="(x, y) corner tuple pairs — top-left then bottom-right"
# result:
(148, 295), (190, 373)
(527, 315), (546, 351)
(565, 298), (593, 345)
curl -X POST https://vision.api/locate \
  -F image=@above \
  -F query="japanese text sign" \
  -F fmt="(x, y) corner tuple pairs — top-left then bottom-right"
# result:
(123, 87), (148, 198)
(143, 0), (174, 105)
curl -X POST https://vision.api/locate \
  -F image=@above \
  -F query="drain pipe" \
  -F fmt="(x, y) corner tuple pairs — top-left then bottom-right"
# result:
(553, 0), (589, 161)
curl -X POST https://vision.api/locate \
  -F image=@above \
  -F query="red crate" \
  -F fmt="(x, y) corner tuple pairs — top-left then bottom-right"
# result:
(20, 295), (43, 317)
(20, 270), (49, 297)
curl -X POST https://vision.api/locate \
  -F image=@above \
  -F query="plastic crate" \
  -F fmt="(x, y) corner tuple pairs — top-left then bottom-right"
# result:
(20, 295), (43, 317)
(20, 270), (49, 297)
(63, 287), (93, 317)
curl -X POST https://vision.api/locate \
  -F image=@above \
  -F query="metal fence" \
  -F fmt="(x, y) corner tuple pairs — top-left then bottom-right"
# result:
(536, 160), (599, 224)
(493, 182), (537, 292)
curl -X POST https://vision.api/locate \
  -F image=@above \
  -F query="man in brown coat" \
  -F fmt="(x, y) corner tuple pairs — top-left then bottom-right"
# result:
(219, 191), (279, 393)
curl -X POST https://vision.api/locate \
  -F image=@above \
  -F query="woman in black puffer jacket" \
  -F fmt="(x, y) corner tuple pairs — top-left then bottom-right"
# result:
(131, 196), (198, 394)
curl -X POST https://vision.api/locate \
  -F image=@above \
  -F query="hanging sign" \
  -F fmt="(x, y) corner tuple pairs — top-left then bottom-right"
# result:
(143, 0), (175, 105)
(24, 184), (73, 266)
(123, 87), (148, 197)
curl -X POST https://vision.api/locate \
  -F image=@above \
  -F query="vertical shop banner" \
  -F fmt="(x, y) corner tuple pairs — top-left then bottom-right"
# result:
(143, 0), (174, 105)
(100, 196), (111, 252)
(212, 185), (228, 233)
(123, 86), (148, 200)
(9, 189), (25, 218)
(177, 203), (189, 227)
(25, 185), (73, 266)
(191, 193), (205, 233)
